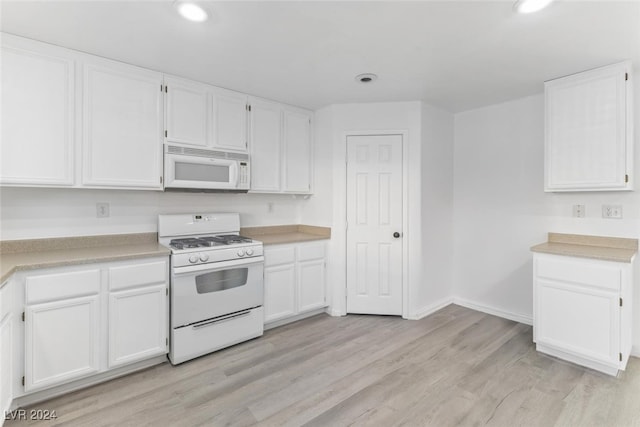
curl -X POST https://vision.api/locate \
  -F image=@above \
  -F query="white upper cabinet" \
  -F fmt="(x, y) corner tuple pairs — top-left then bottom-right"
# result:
(164, 77), (248, 153)
(82, 57), (163, 189)
(545, 62), (632, 192)
(164, 76), (209, 148)
(249, 98), (282, 192)
(283, 108), (312, 193)
(249, 100), (313, 194)
(0, 35), (75, 187)
(212, 88), (249, 152)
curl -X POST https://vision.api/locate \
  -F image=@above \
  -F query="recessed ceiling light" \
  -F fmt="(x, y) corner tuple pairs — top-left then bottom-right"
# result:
(355, 73), (378, 83)
(513, 0), (554, 14)
(175, 1), (208, 22)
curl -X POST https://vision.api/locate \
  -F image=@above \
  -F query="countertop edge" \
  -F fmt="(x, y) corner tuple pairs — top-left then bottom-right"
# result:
(1, 246), (170, 286)
(530, 242), (637, 263)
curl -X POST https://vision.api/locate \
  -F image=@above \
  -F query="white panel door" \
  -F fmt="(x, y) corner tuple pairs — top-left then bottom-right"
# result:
(212, 88), (248, 152)
(165, 76), (209, 147)
(82, 58), (163, 188)
(545, 62), (630, 191)
(25, 295), (101, 392)
(297, 259), (326, 313)
(283, 109), (312, 193)
(249, 98), (282, 191)
(108, 284), (168, 368)
(264, 264), (296, 323)
(346, 135), (403, 315)
(0, 37), (75, 186)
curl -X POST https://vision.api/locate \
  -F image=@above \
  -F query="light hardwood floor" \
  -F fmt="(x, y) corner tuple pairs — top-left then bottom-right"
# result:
(6, 305), (640, 427)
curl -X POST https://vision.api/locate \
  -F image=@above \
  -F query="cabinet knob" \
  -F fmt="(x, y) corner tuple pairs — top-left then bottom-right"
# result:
(393, 232), (401, 238)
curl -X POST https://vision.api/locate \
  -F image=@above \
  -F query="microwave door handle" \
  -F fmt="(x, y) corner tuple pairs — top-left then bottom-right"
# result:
(230, 162), (239, 186)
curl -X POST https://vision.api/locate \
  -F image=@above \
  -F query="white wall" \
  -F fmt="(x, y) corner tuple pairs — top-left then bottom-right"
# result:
(0, 187), (306, 240)
(452, 72), (640, 350)
(419, 103), (455, 316)
(313, 101), (431, 318)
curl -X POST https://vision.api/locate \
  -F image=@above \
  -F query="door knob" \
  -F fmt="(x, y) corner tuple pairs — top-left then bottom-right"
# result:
(393, 232), (401, 238)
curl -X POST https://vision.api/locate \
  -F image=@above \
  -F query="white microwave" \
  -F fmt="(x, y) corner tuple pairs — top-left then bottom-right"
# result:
(164, 145), (250, 192)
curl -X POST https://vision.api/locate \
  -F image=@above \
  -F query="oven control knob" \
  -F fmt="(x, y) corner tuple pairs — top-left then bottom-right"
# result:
(246, 248), (254, 256)
(189, 255), (198, 264)
(237, 249), (245, 257)
(199, 254), (209, 262)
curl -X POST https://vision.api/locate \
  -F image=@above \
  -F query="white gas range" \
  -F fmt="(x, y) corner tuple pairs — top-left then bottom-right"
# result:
(158, 213), (264, 365)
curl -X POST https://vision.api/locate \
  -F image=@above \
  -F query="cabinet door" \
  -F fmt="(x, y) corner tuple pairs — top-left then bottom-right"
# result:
(165, 76), (209, 147)
(249, 98), (282, 191)
(108, 284), (168, 368)
(0, 315), (12, 415)
(297, 259), (326, 313)
(212, 88), (248, 152)
(536, 279), (620, 366)
(82, 58), (163, 189)
(283, 108), (312, 193)
(25, 295), (100, 392)
(1, 36), (75, 186)
(545, 62), (631, 191)
(264, 264), (296, 323)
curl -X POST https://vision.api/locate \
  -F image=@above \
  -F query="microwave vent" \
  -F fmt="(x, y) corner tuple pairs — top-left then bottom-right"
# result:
(166, 145), (248, 161)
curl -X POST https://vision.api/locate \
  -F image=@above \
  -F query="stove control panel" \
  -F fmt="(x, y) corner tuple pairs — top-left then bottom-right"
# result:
(172, 244), (264, 267)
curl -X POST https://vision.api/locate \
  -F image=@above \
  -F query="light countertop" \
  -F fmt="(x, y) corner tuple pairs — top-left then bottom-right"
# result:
(530, 233), (638, 263)
(241, 225), (331, 245)
(0, 233), (170, 285)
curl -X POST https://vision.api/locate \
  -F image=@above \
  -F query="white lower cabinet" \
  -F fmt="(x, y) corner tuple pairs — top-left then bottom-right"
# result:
(19, 257), (168, 394)
(25, 295), (101, 392)
(0, 281), (14, 418)
(108, 284), (167, 368)
(264, 241), (327, 326)
(533, 253), (634, 376)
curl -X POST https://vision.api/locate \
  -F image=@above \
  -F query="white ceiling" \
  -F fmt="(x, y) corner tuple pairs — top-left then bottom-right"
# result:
(1, 1), (639, 112)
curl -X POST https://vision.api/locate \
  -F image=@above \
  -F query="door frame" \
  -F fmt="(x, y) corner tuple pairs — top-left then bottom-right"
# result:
(343, 130), (409, 318)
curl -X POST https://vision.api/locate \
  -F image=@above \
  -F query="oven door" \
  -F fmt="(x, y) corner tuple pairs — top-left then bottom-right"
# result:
(165, 153), (239, 190)
(171, 257), (264, 328)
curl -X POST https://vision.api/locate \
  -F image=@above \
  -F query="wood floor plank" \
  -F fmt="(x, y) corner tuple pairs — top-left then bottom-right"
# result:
(6, 304), (640, 427)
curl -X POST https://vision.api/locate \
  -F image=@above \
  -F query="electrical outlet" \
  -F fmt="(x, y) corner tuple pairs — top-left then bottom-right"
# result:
(267, 202), (274, 213)
(573, 205), (585, 218)
(96, 202), (110, 218)
(602, 204), (622, 219)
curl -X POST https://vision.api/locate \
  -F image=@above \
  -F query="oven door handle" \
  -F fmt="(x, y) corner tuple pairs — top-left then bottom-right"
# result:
(173, 256), (264, 275)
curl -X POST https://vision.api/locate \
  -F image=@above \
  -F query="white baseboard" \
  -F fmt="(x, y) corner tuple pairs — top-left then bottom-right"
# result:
(453, 297), (533, 326)
(632, 346), (640, 358)
(406, 297), (454, 320)
(326, 307), (346, 317)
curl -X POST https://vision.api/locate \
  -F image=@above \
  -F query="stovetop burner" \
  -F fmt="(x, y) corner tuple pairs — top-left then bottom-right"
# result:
(169, 235), (253, 250)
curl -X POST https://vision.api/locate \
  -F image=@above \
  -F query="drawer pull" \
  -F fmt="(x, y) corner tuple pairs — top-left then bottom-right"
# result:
(192, 310), (251, 329)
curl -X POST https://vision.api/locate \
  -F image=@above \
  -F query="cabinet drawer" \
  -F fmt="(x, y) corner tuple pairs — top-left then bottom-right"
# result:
(26, 269), (101, 304)
(536, 256), (621, 291)
(264, 246), (295, 267)
(297, 243), (325, 261)
(109, 260), (167, 291)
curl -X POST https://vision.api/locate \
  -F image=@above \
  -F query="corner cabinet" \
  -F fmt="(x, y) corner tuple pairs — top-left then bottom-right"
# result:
(249, 97), (313, 194)
(533, 253), (634, 376)
(545, 61), (633, 192)
(263, 241), (327, 327)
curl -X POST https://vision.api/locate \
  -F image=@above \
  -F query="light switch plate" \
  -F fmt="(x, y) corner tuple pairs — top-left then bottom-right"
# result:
(573, 205), (585, 218)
